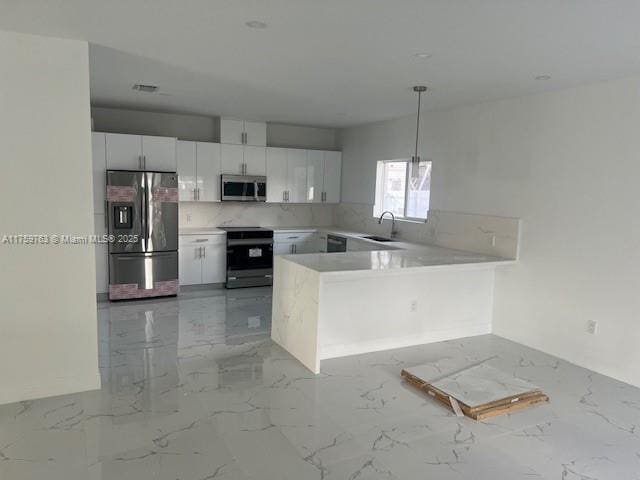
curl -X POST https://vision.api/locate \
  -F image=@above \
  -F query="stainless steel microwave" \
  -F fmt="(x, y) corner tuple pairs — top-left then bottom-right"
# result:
(221, 175), (267, 202)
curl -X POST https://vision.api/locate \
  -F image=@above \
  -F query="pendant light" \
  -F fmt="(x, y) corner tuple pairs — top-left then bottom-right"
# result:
(410, 86), (427, 180)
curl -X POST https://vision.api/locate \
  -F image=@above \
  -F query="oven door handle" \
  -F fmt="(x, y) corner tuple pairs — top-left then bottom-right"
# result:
(227, 238), (273, 246)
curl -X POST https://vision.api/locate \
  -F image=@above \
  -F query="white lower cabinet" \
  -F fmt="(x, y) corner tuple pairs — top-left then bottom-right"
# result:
(274, 231), (319, 255)
(179, 234), (226, 285)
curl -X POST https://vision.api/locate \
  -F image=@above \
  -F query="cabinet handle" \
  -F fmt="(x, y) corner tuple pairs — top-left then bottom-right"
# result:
(202, 246), (206, 258)
(293, 244), (297, 254)
(142, 155), (146, 170)
(193, 188), (197, 201)
(138, 155), (143, 170)
(197, 188), (200, 200)
(282, 191), (286, 202)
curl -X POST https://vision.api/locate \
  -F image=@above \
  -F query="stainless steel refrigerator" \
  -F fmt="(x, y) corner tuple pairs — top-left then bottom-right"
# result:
(107, 170), (179, 300)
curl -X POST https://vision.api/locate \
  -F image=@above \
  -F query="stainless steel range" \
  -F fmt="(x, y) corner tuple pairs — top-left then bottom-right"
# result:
(219, 227), (273, 289)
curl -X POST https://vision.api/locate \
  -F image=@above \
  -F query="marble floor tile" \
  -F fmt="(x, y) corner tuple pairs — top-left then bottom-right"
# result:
(2, 286), (640, 479)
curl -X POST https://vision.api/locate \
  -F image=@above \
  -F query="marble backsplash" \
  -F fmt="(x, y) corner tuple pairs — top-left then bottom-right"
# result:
(179, 202), (334, 228)
(334, 202), (521, 259)
(179, 201), (521, 259)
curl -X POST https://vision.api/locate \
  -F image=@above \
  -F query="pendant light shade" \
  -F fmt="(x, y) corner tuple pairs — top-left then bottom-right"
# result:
(410, 86), (427, 180)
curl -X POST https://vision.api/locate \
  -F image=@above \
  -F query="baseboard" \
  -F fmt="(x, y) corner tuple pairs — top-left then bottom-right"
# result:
(0, 371), (101, 406)
(319, 324), (492, 361)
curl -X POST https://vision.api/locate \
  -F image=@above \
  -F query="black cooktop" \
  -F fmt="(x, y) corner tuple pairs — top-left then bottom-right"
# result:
(217, 226), (272, 233)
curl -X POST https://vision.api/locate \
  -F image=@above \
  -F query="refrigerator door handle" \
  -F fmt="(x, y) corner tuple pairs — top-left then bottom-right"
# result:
(143, 176), (149, 251)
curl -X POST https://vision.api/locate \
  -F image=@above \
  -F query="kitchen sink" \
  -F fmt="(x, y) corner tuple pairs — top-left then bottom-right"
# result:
(363, 235), (393, 242)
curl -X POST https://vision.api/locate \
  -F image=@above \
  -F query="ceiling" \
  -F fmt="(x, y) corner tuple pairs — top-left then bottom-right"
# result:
(2, 0), (640, 127)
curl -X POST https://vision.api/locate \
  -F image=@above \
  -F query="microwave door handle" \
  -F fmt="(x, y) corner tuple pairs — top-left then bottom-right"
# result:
(254, 181), (259, 201)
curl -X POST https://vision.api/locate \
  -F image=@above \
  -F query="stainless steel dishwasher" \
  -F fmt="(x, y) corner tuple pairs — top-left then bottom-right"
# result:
(327, 234), (347, 253)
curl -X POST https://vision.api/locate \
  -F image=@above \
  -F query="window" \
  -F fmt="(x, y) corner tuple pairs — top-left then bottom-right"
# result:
(374, 159), (431, 221)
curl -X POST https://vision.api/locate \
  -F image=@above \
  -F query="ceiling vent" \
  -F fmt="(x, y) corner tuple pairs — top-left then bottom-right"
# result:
(132, 84), (159, 93)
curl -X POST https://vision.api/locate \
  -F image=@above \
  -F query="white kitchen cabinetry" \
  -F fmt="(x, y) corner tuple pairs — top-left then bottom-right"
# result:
(266, 147), (308, 203)
(177, 141), (221, 201)
(244, 145), (267, 175)
(286, 149), (308, 203)
(221, 144), (266, 176)
(220, 118), (267, 146)
(177, 141), (196, 201)
(105, 133), (177, 172)
(322, 151), (342, 203)
(92, 132), (106, 214)
(142, 136), (177, 171)
(267, 148), (342, 204)
(306, 150), (342, 203)
(266, 148), (287, 202)
(274, 231), (318, 255)
(306, 150), (324, 203)
(179, 234), (226, 285)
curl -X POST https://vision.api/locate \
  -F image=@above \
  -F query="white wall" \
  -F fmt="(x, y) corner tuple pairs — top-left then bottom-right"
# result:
(92, 106), (218, 142)
(340, 76), (640, 388)
(91, 107), (339, 149)
(267, 123), (338, 150)
(0, 30), (99, 404)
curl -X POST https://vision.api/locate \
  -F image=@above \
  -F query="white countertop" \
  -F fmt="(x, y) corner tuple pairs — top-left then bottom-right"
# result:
(271, 226), (512, 273)
(179, 224), (512, 273)
(179, 227), (226, 235)
(279, 246), (510, 274)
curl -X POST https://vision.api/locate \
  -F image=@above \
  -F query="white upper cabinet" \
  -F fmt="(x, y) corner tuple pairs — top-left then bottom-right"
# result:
(178, 141), (221, 201)
(287, 149), (308, 203)
(266, 147), (307, 203)
(196, 142), (221, 201)
(322, 151), (342, 203)
(177, 141), (197, 201)
(220, 119), (245, 145)
(105, 133), (141, 170)
(220, 118), (267, 146)
(105, 133), (176, 172)
(266, 147), (341, 204)
(266, 147), (287, 203)
(306, 150), (324, 203)
(220, 143), (245, 175)
(243, 121), (267, 146)
(305, 150), (342, 204)
(92, 132), (106, 214)
(244, 145), (267, 175)
(142, 135), (177, 171)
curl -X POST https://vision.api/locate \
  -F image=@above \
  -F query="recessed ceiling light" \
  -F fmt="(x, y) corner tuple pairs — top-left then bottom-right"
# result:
(535, 75), (552, 81)
(414, 53), (432, 59)
(132, 83), (159, 93)
(245, 20), (268, 29)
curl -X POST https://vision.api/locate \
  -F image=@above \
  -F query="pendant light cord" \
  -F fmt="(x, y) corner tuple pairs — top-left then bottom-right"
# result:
(414, 89), (422, 163)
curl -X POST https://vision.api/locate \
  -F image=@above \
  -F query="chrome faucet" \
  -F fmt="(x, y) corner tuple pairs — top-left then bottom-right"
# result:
(378, 211), (398, 238)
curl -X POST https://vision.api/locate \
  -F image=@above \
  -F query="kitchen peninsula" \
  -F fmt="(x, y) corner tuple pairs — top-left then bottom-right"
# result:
(271, 233), (514, 373)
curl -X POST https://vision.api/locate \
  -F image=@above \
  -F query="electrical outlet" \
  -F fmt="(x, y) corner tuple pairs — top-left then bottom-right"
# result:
(587, 320), (598, 335)
(410, 300), (418, 312)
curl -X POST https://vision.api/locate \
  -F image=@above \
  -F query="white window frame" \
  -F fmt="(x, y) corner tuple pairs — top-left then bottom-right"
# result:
(373, 158), (431, 222)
